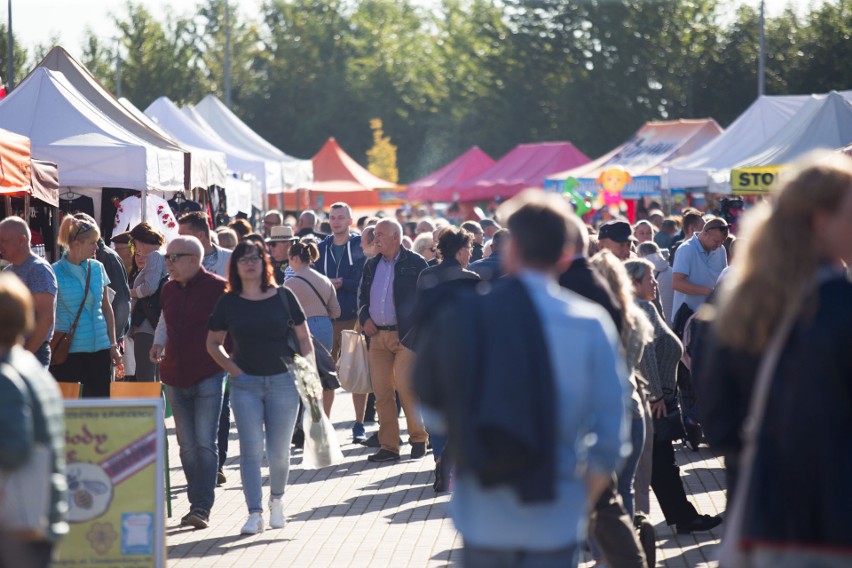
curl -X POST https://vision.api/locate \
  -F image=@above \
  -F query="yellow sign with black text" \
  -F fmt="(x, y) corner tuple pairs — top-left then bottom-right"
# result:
(731, 165), (785, 194)
(55, 399), (166, 568)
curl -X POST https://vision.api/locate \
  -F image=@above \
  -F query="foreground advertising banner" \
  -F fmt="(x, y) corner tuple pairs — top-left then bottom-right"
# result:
(55, 399), (165, 568)
(731, 165), (785, 194)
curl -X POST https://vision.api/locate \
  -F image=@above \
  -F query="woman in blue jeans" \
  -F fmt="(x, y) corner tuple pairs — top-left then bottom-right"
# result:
(207, 240), (315, 535)
(284, 239), (340, 416)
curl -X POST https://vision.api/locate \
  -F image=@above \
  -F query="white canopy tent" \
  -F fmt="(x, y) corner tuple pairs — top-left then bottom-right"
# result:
(32, 46), (212, 190)
(119, 96), (227, 190)
(177, 102), (281, 198)
(194, 94), (314, 192)
(662, 95), (810, 191)
(0, 67), (184, 192)
(722, 91), (852, 194)
(145, 97), (267, 208)
(732, 91), (852, 168)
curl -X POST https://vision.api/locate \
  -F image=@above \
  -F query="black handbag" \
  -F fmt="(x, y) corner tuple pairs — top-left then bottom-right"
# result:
(276, 287), (340, 392)
(131, 275), (168, 328)
(653, 397), (686, 442)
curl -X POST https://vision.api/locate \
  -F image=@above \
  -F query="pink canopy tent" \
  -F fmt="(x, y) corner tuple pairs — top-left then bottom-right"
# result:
(455, 142), (590, 202)
(407, 146), (496, 202)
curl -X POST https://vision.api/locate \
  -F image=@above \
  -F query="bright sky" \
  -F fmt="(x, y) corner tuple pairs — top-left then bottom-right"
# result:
(6, 0), (822, 64)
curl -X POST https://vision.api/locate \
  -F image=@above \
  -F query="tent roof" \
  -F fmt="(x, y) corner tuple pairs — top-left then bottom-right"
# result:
(146, 97), (280, 193)
(194, 94), (313, 190)
(0, 68), (184, 191)
(732, 91), (852, 168)
(457, 142), (591, 201)
(182, 103), (285, 194)
(549, 119), (722, 183)
(663, 95), (811, 189)
(0, 128), (31, 193)
(407, 146), (496, 202)
(120, 97), (226, 189)
(32, 45), (191, 189)
(308, 137), (397, 192)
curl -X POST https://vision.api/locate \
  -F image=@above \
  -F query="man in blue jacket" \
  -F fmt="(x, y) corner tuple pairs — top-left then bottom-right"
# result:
(315, 202), (367, 442)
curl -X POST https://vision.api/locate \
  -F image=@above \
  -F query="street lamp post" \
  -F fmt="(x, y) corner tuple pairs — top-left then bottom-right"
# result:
(224, 0), (231, 108)
(7, 0), (13, 91)
(758, 0), (766, 96)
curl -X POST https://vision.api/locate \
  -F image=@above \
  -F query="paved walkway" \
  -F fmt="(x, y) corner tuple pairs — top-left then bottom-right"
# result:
(166, 392), (727, 567)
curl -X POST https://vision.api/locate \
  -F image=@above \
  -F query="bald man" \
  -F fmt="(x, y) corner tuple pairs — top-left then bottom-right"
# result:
(296, 210), (327, 240)
(151, 236), (227, 530)
(358, 219), (429, 463)
(0, 217), (57, 366)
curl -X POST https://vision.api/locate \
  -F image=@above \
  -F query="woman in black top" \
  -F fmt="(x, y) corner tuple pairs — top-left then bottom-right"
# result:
(207, 241), (314, 536)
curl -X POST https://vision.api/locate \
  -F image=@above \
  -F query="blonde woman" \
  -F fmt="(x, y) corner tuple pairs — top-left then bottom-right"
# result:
(589, 251), (654, 521)
(51, 216), (121, 397)
(700, 152), (852, 563)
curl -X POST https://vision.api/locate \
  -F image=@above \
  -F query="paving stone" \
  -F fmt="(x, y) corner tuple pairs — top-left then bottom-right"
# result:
(163, 392), (725, 567)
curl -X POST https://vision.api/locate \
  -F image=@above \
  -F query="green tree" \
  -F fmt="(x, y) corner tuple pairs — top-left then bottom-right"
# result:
(194, 0), (265, 108)
(0, 24), (32, 91)
(112, 2), (204, 108)
(246, 0), (358, 160)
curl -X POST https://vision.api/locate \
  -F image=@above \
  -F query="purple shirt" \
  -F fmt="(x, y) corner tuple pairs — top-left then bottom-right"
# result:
(369, 250), (400, 326)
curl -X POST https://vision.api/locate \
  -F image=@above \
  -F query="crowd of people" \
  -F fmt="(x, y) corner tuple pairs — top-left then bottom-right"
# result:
(1, 151), (851, 567)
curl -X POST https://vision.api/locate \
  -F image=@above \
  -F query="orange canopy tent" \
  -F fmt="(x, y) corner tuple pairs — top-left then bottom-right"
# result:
(0, 128), (31, 194)
(278, 137), (398, 211)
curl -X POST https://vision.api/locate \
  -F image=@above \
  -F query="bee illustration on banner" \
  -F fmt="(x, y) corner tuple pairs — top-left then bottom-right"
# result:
(66, 463), (115, 523)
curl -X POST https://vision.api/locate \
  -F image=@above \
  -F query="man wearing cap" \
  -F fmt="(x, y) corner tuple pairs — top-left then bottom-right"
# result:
(266, 226), (298, 285)
(671, 217), (728, 319)
(598, 220), (636, 261)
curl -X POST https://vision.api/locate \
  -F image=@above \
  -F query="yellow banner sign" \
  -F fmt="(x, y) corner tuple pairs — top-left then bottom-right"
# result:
(56, 399), (165, 568)
(731, 166), (785, 194)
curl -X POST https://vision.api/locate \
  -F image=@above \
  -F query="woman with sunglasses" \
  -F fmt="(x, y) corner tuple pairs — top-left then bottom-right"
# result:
(206, 240), (315, 535)
(128, 223), (168, 382)
(51, 216), (122, 397)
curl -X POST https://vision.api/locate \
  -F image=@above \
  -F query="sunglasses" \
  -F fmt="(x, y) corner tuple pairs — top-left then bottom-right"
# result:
(164, 253), (196, 263)
(73, 222), (94, 241)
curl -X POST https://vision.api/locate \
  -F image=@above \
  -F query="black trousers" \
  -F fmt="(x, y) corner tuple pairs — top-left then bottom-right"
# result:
(133, 332), (158, 382)
(650, 436), (698, 525)
(51, 349), (111, 398)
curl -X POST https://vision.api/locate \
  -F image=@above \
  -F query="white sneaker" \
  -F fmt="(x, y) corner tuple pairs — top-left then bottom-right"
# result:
(240, 512), (264, 535)
(269, 498), (285, 529)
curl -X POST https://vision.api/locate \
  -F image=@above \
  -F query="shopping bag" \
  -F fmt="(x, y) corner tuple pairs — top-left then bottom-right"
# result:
(289, 355), (344, 469)
(337, 330), (372, 394)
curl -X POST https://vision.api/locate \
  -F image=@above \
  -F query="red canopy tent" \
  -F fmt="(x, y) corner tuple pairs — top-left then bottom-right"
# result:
(455, 142), (590, 202)
(279, 137), (397, 211)
(407, 146), (496, 203)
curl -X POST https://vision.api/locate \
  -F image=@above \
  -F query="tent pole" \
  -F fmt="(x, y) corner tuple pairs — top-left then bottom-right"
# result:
(141, 189), (148, 223)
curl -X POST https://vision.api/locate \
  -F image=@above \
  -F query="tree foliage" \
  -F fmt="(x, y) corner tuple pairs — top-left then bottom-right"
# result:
(9, 0), (852, 182)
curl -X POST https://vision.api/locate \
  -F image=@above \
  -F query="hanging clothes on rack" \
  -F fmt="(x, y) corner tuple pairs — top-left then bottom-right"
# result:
(113, 194), (180, 242)
(168, 193), (202, 217)
(58, 190), (95, 219)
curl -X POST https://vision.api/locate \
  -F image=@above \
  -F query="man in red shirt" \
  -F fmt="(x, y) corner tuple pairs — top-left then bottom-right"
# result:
(150, 236), (227, 530)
